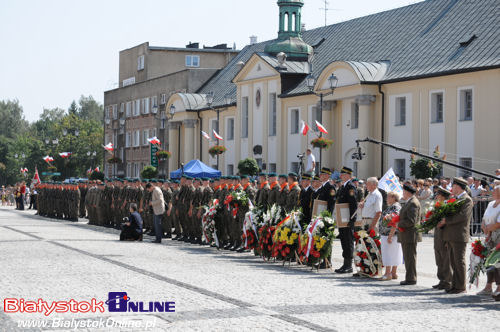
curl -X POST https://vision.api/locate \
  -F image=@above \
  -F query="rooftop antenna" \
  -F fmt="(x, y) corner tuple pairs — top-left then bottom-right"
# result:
(319, 0), (342, 26)
(320, 0), (329, 26)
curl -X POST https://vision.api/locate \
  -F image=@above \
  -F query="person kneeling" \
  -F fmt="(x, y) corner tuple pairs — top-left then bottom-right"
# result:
(120, 203), (143, 241)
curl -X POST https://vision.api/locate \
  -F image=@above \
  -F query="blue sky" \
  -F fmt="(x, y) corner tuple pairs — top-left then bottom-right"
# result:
(0, 0), (422, 121)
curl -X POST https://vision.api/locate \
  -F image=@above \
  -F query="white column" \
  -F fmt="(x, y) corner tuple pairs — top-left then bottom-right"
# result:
(356, 95), (375, 179)
(183, 119), (197, 163)
(168, 122), (181, 172)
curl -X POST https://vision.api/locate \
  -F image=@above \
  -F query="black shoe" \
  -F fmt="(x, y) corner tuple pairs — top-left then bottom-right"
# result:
(223, 242), (233, 250)
(447, 288), (466, 294)
(438, 284), (451, 290)
(352, 272), (360, 277)
(432, 283), (441, 289)
(400, 280), (417, 285)
(183, 237), (191, 243)
(150, 240), (161, 243)
(165, 233), (172, 239)
(236, 246), (246, 253)
(335, 266), (352, 274)
(195, 238), (202, 245)
(190, 237), (197, 244)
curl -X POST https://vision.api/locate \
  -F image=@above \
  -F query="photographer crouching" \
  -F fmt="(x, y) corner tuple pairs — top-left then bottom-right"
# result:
(120, 203), (143, 241)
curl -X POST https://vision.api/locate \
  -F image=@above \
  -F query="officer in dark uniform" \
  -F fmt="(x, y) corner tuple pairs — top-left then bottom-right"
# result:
(334, 166), (358, 274)
(317, 167), (336, 213)
(299, 174), (313, 227)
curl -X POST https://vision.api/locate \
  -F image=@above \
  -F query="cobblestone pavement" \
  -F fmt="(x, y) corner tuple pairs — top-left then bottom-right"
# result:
(0, 206), (498, 331)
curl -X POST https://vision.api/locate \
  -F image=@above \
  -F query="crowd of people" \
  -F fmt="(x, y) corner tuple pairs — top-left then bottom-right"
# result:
(1, 182), (38, 210)
(10, 166), (500, 301)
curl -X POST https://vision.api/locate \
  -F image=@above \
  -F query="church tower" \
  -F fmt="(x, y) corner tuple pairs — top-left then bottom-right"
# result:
(264, 0), (313, 60)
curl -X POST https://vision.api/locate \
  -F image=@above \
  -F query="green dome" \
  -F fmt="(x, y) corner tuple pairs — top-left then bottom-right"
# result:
(264, 0), (312, 60)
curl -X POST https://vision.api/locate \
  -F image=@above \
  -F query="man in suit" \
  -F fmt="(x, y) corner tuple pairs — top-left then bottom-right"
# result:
(437, 177), (473, 294)
(334, 167), (358, 274)
(397, 183), (422, 285)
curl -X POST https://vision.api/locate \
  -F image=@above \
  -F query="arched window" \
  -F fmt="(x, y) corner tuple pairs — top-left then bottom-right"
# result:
(284, 12), (289, 31)
(292, 12), (296, 31)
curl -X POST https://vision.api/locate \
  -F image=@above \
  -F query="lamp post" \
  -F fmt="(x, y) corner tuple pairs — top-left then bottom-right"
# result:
(306, 73), (338, 173)
(206, 92), (232, 171)
(62, 128), (79, 178)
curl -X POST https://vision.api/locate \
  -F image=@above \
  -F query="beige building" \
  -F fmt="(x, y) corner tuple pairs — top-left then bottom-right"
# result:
(164, 0), (500, 180)
(103, 42), (238, 177)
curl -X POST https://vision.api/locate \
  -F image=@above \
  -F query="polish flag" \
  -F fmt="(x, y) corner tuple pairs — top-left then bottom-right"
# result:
(32, 167), (41, 185)
(201, 130), (211, 140)
(103, 142), (114, 152)
(315, 120), (328, 134)
(300, 120), (310, 136)
(147, 137), (161, 145)
(94, 166), (100, 172)
(86, 168), (92, 175)
(20, 168), (28, 173)
(59, 152), (72, 158)
(213, 130), (223, 141)
(43, 156), (54, 163)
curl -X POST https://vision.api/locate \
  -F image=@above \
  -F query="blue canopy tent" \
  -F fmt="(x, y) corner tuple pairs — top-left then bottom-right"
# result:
(170, 159), (221, 179)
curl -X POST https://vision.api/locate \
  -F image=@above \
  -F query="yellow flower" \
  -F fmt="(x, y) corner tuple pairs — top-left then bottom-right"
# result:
(313, 235), (319, 242)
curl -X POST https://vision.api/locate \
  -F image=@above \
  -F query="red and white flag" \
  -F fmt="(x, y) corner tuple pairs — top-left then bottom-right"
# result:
(43, 155), (54, 163)
(86, 168), (92, 175)
(147, 137), (161, 145)
(94, 166), (100, 172)
(32, 167), (41, 185)
(20, 167), (28, 173)
(59, 152), (72, 158)
(201, 130), (210, 140)
(315, 120), (328, 134)
(103, 142), (114, 153)
(300, 120), (310, 136)
(213, 130), (223, 141)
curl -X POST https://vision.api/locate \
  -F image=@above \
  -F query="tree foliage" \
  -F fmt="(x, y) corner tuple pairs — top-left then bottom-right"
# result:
(0, 96), (104, 185)
(141, 166), (158, 180)
(409, 147), (445, 179)
(238, 158), (259, 176)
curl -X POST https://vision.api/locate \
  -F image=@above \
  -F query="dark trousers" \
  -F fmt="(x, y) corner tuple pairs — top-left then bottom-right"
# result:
(487, 267), (500, 284)
(434, 241), (451, 287)
(447, 241), (467, 291)
(153, 214), (163, 242)
(339, 226), (354, 266)
(19, 196), (24, 210)
(120, 225), (141, 241)
(402, 242), (417, 282)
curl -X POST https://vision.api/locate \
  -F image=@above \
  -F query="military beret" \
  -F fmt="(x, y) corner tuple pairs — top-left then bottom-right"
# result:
(452, 177), (468, 189)
(181, 174), (187, 178)
(185, 176), (193, 180)
(278, 174), (287, 179)
(436, 186), (452, 198)
(321, 167), (332, 175)
(233, 176), (241, 180)
(403, 183), (417, 194)
(340, 166), (352, 175)
(209, 179), (214, 183)
(240, 175), (248, 179)
(301, 174), (312, 180)
(174, 180), (180, 184)
(258, 173), (267, 177)
(268, 173), (277, 177)
(201, 177), (209, 181)
(288, 172), (298, 177)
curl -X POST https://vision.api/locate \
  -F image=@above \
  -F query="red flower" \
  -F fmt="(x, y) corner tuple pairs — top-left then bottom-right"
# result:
(425, 211), (433, 219)
(496, 243), (500, 251)
(354, 232), (360, 240)
(447, 198), (456, 203)
(398, 227), (405, 233)
(435, 201), (441, 207)
(369, 229), (376, 237)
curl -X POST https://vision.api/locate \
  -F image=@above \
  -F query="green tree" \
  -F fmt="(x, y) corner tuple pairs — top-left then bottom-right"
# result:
(237, 158), (259, 176)
(409, 146), (444, 179)
(0, 99), (28, 139)
(77, 95), (103, 124)
(141, 166), (158, 179)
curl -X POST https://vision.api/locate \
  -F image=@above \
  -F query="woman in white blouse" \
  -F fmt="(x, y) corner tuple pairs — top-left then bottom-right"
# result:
(477, 185), (500, 298)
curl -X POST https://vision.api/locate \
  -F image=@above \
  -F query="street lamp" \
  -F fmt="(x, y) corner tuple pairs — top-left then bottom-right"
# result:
(206, 92), (232, 171)
(306, 72), (338, 173)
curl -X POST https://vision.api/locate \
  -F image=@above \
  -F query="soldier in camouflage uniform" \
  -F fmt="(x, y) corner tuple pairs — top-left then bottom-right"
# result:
(190, 178), (203, 244)
(161, 180), (173, 238)
(200, 178), (214, 244)
(285, 172), (301, 213)
(169, 180), (181, 239)
(79, 182), (87, 218)
(256, 173), (270, 208)
(267, 173), (279, 206)
(277, 174), (289, 211)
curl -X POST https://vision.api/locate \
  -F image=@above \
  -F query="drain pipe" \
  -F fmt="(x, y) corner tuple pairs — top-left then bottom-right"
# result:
(197, 111), (203, 162)
(378, 83), (385, 178)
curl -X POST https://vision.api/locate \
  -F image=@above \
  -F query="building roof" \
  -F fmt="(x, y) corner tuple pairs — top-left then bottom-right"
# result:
(197, 0), (499, 106)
